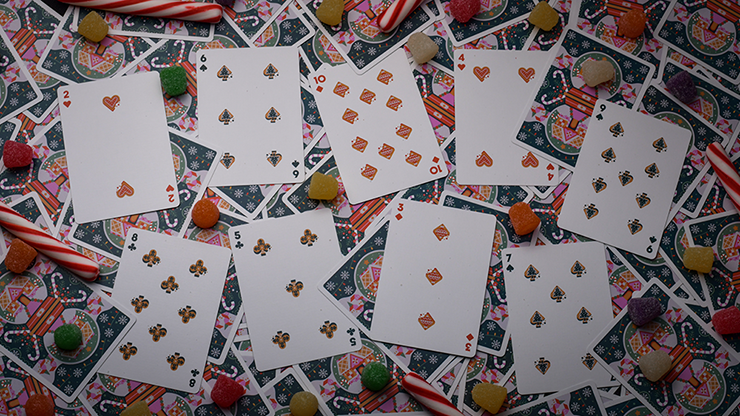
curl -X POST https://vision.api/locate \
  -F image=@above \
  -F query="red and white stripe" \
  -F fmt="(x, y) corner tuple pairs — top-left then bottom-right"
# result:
(401, 372), (464, 416)
(59, 0), (223, 23)
(377, 0), (424, 32)
(0, 202), (99, 281)
(707, 142), (740, 211)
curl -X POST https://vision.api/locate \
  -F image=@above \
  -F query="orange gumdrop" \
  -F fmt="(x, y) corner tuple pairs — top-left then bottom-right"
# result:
(617, 9), (646, 39)
(5, 238), (37, 273)
(25, 394), (55, 416)
(192, 199), (220, 229)
(509, 202), (540, 236)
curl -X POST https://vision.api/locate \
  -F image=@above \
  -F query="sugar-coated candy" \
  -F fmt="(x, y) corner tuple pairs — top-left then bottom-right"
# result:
(712, 306), (740, 335)
(160, 66), (188, 97)
(682, 246), (714, 273)
(290, 391), (319, 416)
(120, 401), (152, 416)
(666, 71), (697, 104)
(54, 323), (83, 351)
(3, 140), (33, 168)
(581, 59), (614, 87)
(192, 198), (220, 229)
(308, 172), (339, 200)
(617, 9), (646, 39)
(24, 394), (55, 416)
(316, 0), (344, 26)
(5, 238), (37, 273)
(471, 383), (506, 414)
(211, 375), (245, 408)
(528, 1), (559, 31)
(407, 33), (439, 64)
(361, 361), (390, 391)
(628, 297), (662, 327)
(78, 11), (108, 42)
(449, 0), (481, 23)
(639, 350), (671, 382)
(214, 0), (235, 7)
(509, 202), (540, 235)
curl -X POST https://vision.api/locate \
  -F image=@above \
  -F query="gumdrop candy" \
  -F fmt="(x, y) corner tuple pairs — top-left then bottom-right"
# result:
(120, 401), (152, 416)
(407, 33), (439, 64)
(316, 0), (344, 26)
(78, 11), (108, 43)
(682, 246), (714, 274)
(192, 198), (220, 229)
(617, 9), (646, 39)
(581, 60), (614, 87)
(55, 323), (83, 351)
(308, 172), (339, 200)
(3, 140), (33, 168)
(509, 202), (540, 235)
(361, 361), (391, 391)
(528, 1), (559, 31)
(214, 0), (235, 7)
(449, 0), (481, 23)
(639, 350), (671, 382)
(712, 306), (740, 335)
(160, 66), (188, 97)
(471, 382), (507, 414)
(290, 391), (319, 416)
(628, 297), (662, 327)
(5, 238), (37, 273)
(211, 375), (245, 408)
(666, 71), (697, 104)
(24, 394), (55, 416)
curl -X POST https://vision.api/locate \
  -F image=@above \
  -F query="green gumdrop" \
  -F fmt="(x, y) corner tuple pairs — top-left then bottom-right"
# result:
(160, 66), (188, 97)
(361, 361), (390, 391)
(54, 323), (83, 351)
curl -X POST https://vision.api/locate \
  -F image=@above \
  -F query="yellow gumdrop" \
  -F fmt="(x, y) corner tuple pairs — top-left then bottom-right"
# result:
(78, 11), (109, 43)
(316, 0), (344, 26)
(683, 246), (714, 274)
(290, 391), (319, 416)
(528, 1), (559, 31)
(120, 401), (152, 416)
(471, 383), (507, 414)
(308, 172), (339, 200)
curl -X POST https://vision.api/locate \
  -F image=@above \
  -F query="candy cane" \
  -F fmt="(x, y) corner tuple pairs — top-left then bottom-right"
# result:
(4, 330), (40, 360)
(681, 322), (716, 355)
(377, 0), (425, 32)
(363, 309), (373, 322)
(0, 175), (32, 190)
(502, 20), (528, 50)
(707, 142), (740, 211)
(538, 410), (551, 416)
(6, 360), (27, 376)
(552, 229), (564, 241)
(151, 39), (186, 68)
(163, 211), (178, 228)
(540, 70), (567, 105)
(633, 373), (644, 386)
(234, 15), (259, 26)
(57, 0), (224, 23)
(415, 75), (428, 98)
(100, 400), (127, 412)
(25, 7), (57, 35)
(333, 396), (362, 408)
(489, 281), (505, 303)
(402, 372), (464, 416)
(180, 188), (191, 200)
(51, 271), (88, 303)
(493, 356), (506, 370)
(334, 222), (360, 247)
(656, 382), (670, 406)
(583, 3), (606, 19)
(212, 365), (239, 378)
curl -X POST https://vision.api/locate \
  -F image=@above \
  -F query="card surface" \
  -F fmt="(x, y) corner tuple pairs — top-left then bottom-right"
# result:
(310, 50), (447, 204)
(99, 229), (232, 393)
(199, 47), (305, 186)
(371, 200), (498, 357)
(455, 50), (560, 186)
(57, 72), (179, 223)
(229, 209), (361, 371)
(558, 100), (691, 258)
(502, 242), (613, 394)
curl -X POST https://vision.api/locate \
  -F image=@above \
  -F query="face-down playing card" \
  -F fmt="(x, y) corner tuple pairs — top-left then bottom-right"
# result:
(99, 229), (232, 393)
(229, 209), (361, 371)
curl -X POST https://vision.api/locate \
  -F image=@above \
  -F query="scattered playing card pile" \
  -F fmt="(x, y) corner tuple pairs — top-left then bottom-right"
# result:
(0, 0), (739, 415)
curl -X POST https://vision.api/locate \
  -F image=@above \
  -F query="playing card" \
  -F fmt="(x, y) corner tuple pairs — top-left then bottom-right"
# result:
(462, 342), (516, 415)
(558, 100), (691, 258)
(502, 242), (613, 394)
(57, 72), (179, 223)
(455, 50), (561, 186)
(99, 229), (232, 393)
(0, 25), (42, 124)
(310, 49), (447, 204)
(198, 47), (305, 186)
(72, 8), (214, 41)
(229, 209), (360, 371)
(497, 381), (608, 416)
(435, 0), (537, 47)
(588, 281), (740, 415)
(371, 200), (498, 357)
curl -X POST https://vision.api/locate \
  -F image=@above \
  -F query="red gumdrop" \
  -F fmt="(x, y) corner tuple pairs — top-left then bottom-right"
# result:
(449, 0), (481, 23)
(712, 306), (740, 335)
(211, 375), (245, 408)
(3, 141), (33, 168)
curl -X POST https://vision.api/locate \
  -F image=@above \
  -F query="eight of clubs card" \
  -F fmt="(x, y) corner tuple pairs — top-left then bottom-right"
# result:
(455, 50), (560, 186)
(198, 47), (305, 186)
(502, 242), (613, 394)
(57, 72), (178, 223)
(229, 209), (360, 371)
(370, 200), (497, 357)
(99, 229), (232, 392)
(558, 100), (691, 258)
(309, 49), (447, 204)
